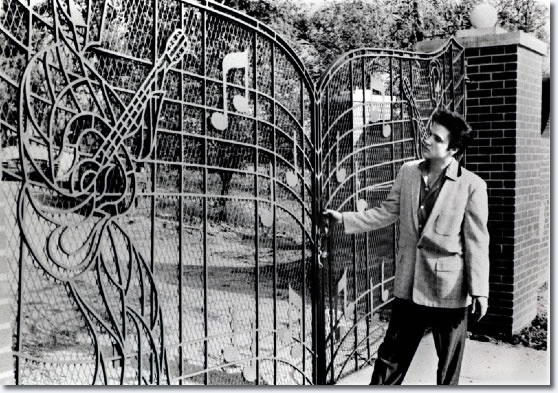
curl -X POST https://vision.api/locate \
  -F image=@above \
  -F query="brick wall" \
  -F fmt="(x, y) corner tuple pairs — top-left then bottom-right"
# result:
(464, 44), (518, 334)
(418, 31), (548, 335)
(511, 46), (544, 332)
(539, 127), (550, 286)
(466, 40), (547, 335)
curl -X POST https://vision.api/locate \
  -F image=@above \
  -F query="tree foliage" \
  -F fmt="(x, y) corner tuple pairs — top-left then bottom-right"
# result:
(494, 0), (549, 41)
(223, 0), (549, 80)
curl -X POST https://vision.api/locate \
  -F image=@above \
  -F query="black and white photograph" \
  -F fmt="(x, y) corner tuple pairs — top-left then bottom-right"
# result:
(0, 0), (551, 386)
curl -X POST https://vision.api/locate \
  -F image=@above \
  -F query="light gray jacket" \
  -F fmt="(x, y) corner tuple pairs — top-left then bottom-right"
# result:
(342, 158), (490, 308)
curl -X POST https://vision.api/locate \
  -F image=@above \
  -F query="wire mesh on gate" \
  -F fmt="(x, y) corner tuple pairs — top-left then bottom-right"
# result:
(317, 41), (466, 384)
(1, 0), (317, 385)
(0, 0), (465, 385)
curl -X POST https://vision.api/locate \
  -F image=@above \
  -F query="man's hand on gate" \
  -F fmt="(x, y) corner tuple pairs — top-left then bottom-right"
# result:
(471, 296), (488, 321)
(322, 209), (343, 225)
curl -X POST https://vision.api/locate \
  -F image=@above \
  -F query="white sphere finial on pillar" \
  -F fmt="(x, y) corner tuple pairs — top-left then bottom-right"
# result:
(470, 3), (498, 29)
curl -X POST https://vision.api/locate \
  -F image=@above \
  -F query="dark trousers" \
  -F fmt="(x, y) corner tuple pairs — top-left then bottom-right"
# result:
(370, 298), (468, 385)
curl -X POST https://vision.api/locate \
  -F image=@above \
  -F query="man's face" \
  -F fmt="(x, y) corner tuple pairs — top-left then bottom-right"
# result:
(422, 121), (457, 161)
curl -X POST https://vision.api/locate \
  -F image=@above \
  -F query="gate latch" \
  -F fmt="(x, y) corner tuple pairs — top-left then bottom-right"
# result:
(318, 210), (330, 268)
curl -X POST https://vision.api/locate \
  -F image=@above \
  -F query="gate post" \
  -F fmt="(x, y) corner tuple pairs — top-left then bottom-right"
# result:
(416, 16), (549, 335)
(0, 142), (15, 385)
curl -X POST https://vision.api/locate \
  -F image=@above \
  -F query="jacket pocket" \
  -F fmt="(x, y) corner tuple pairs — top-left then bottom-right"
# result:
(435, 255), (464, 300)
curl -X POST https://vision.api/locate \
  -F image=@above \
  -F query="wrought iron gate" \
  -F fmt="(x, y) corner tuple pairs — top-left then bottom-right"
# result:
(316, 41), (466, 384)
(0, 0), (465, 385)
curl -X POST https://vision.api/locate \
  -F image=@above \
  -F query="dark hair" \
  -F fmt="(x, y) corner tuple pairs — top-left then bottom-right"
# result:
(430, 108), (473, 159)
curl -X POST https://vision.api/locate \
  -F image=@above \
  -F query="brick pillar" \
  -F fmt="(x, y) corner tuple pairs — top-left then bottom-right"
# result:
(0, 147), (15, 384)
(417, 30), (548, 335)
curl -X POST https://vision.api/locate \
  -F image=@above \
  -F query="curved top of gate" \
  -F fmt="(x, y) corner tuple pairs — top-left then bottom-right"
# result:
(317, 37), (465, 96)
(6, 0), (321, 385)
(190, 0), (318, 99)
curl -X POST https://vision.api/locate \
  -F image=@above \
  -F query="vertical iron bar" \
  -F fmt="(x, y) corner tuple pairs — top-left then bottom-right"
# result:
(349, 59), (358, 373)
(178, 1), (185, 383)
(14, 5), (33, 379)
(270, 42), (277, 385)
(463, 51), (468, 117)
(148, 0), (157, 384)
(149, 0), (159, 383)
(361, 58), (370, 362)
(392, 57), (398, 293)
(462, 51), (468, 165)
(15, 192), (24, 385)
(313, 99), (326, 386)
(449, 47), (455, 112)
(252, 31), (260, 386)
(326, 85), (334, 384)
(299, 77), (306, 385)
(201, 8), (209, 386)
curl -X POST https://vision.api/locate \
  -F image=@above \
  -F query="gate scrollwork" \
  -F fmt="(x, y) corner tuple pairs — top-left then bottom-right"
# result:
(17, 0), (190, 384)
(0, 0), (465, 385)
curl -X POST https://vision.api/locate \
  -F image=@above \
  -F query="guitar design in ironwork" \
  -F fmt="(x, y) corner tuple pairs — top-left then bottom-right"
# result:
(18, 0), (190, 384)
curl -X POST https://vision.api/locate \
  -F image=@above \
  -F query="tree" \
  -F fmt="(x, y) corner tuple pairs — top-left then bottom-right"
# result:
(303, 0), (393, 77)
(494, 0), (549, 41)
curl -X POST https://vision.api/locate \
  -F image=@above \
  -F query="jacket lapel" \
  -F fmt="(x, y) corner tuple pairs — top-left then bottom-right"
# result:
(410, 162), (422, 233)
(420, 158), (460, 237)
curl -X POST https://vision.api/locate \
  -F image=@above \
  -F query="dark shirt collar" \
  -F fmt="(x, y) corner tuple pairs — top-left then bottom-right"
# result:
(418, 157), (460, 181)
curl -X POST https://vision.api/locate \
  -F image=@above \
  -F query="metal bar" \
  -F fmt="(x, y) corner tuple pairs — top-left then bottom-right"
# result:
(349, 59), (358, 374)
(13, 6), (32, 380)
(392, 57), (399, 302)
(314, 96), (326, 387)
(326, 84), (335, 384)
(361, 57), (371, 362)
(449, 46), (455, 112)
(149, 0), (159, 383)
(463, 51), (468, 118)
(15, 201), (24, 386)
(271, 42), (278, 386)
(178, 1), (185, 383)
(299, 77), (307, 385)
(201, 8), (209, 386)
(252, 31), (260, 386)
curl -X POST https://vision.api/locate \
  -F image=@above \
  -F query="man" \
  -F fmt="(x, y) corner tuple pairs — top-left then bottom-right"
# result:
(324, 108), (489, 385)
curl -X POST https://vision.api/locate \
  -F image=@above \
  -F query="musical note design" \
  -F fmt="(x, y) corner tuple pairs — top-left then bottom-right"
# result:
(334, 269), (355, 340)
(17, 0), (192, 383)
(355, 161), (367, 212)
(211, 50), (251, 130)
(285, 134), (298, 188)
(335, 133), (347, 183)
(259, 163), (274, 227)
(278, 285), (303, 358)
(242, 319), (257, 383)
(369, 260), (391, 311)
(356, 197), (368, 213)
(380, 93), (391, 138)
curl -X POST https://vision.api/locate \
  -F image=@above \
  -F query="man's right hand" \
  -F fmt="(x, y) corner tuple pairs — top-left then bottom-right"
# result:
(322, 209), (343, 225)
